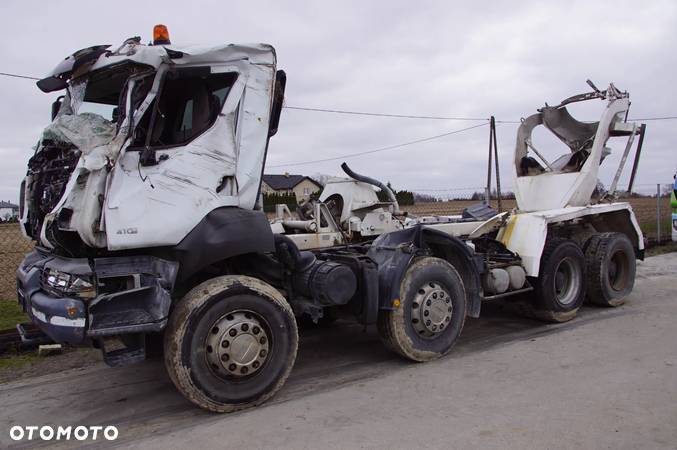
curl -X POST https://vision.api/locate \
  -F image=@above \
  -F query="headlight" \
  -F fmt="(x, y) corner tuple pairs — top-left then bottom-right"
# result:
(42, 268), (96, 299)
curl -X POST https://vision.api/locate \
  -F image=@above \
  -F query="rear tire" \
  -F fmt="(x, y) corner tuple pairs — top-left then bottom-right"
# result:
(164, 276), (298, 413)
(378, 257), (466, 362)
(531, 238), (586, 322)
(584, 232), (635, 307)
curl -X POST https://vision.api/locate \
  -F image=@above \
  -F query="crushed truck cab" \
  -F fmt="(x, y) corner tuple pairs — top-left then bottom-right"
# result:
(16, 28), (647, 413)
(23, 41), (283, 250)
(18, 36), (284, 359)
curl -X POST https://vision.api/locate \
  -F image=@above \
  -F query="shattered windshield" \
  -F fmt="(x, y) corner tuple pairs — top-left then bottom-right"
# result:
(63, 62), (154, 126)
(40, 63), (156, 171)
(78, 101), (116, 121)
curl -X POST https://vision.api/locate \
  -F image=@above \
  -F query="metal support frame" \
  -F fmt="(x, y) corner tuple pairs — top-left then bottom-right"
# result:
(627, 123), (647, 194)
(608, 123), (638, 196)
(525, 138), (554, 171)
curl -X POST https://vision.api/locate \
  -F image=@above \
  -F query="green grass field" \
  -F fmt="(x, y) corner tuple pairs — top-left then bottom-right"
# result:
(0, 300), (36, 372)
(0, 299), (26, 330)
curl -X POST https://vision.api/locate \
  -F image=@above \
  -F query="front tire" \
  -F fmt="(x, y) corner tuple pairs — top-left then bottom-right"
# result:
(164, 276), (298, 413)
(378, 257), (466, 362)
(531, 238), (586, 322)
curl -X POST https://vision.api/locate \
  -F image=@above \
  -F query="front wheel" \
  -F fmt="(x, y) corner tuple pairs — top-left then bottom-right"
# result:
(164, 276), (298, 413)
(378, 257), (467, 362)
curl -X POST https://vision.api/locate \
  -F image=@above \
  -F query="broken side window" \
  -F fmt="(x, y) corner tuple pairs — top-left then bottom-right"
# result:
(130, 69), (237, 149)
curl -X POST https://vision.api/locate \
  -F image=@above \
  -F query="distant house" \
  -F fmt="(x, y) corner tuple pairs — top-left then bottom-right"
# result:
(261, 174), (322, 202)
(0, 201), (19, 221)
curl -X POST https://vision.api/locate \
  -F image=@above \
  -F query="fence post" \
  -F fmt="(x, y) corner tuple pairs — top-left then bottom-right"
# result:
(656, 183), (661, 244)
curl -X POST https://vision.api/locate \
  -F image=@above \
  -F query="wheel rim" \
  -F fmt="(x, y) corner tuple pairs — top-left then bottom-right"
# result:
(411, 281), (453, 338)
(205, 310), (270, 378)
(553, 257), (581, 306)
(608, 250), (629, 291)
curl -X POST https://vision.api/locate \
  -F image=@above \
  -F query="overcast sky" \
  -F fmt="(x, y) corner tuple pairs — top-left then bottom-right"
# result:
(0, 0), (675, 203)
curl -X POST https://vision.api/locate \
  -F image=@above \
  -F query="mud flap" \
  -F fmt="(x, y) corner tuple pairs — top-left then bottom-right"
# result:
(367, 226), (483, 318)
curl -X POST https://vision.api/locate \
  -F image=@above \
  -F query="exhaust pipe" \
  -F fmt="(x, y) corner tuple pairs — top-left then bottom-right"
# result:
(340, 162), (400, 213)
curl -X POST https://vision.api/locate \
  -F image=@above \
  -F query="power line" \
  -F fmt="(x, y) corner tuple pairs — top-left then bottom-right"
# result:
(0, 72), (39, 80)
(493, 117), (677, 123)
(2, 71), (677, 124)
(410, 188), (489, 193)
(283, 105), (487, 121)
(411, 186), (489, 192)
(267, 122), (489, 168)
(630, 116), (677, 121)
(283, 107), (677, 123)
(0, 71), (494, 121)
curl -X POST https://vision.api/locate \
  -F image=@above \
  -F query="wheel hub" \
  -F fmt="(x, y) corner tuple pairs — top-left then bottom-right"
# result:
(554, 257), (580, 305)
(205, 310), (270, 378)
(411, 282), (452, 338)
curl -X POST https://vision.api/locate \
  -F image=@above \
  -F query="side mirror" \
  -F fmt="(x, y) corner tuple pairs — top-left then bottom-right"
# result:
(268, 70), (286, 137)
(51, 96), (65, 120)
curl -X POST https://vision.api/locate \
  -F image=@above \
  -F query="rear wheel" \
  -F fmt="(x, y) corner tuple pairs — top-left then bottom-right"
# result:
(164, 276), (298, 413)
(378, 257), (466, 362)
(531, 238), (586, 322)
(584, 232), (635, 307)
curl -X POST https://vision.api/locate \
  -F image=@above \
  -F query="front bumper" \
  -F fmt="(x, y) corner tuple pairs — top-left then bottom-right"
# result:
(17, 258), (87, 345)
(16, 249), (178, 346)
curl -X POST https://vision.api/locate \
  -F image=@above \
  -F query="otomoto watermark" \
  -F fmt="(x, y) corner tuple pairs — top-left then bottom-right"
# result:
(9, 425), (118, 442)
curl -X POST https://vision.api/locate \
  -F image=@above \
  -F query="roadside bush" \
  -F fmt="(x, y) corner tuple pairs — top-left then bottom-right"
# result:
(263, 192), (298, 213)
(376, 182), (415, 206)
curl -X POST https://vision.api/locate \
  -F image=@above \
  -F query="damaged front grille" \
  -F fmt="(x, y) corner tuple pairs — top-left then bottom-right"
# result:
(25, 142), (80, 239)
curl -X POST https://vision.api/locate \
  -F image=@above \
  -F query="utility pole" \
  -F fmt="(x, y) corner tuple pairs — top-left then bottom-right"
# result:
(485, 116), (501, 211)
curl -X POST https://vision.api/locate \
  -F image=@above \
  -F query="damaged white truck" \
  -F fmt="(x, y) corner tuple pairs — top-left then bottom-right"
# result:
(16, 28), (646, 412)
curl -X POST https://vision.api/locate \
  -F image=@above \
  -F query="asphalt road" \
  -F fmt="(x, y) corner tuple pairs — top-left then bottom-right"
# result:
(2, 253), (676, 449)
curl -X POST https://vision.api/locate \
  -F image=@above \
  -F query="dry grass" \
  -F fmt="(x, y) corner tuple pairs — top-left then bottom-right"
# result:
(401, 197), (672, 242)
(0, 224), (33, 300)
